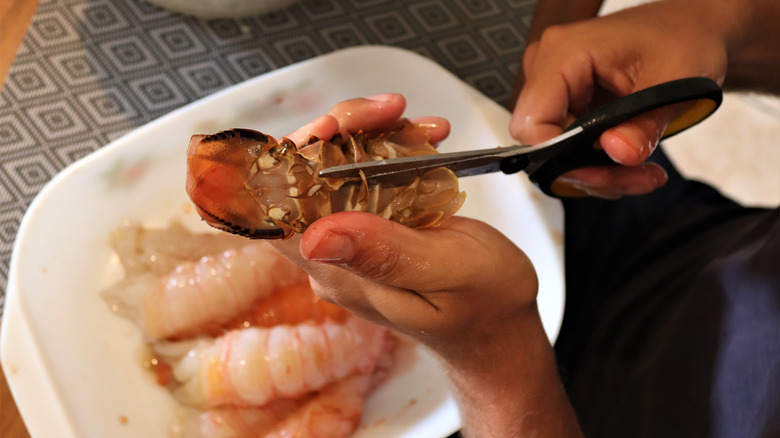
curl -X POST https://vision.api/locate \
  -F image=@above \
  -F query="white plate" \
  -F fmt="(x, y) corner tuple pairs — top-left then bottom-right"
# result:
(1, 46), (564, 438)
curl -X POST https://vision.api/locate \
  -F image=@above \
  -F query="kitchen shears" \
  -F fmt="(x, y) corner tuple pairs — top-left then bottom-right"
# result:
(318, 77), (723, 197)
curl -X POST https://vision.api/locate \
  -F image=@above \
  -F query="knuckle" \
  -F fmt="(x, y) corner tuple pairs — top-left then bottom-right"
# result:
(539, 24), (571, 46)
(352, 245), (403, 281)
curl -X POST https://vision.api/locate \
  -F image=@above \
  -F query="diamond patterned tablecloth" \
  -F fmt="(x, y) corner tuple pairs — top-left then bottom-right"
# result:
(0, 0), (536, 312)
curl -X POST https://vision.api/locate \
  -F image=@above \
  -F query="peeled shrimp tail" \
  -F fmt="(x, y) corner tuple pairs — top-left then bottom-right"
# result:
(263, 372), (377, 438)
(170, 317), (392, 409)
(106, 241), (306, 340)
(109, 222), (249, 276)
(175, 370), (384, 438)
(172, 400), (301, 438)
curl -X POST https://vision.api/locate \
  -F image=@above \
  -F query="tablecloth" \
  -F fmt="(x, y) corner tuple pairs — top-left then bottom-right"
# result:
(0, 0), (536, 313)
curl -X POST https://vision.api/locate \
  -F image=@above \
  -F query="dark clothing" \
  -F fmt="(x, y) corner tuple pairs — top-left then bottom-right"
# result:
(449, 148), (779, 438)
(556, 149), (780, 437)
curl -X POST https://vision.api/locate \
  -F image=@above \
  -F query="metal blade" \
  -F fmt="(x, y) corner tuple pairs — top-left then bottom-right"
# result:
(317, 127), (582, 186)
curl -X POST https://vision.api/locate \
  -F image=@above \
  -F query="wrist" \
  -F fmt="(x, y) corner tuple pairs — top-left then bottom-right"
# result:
(680, 0), (745, 49)
(431, 304), (541, 368)
(434, 305), (583, 437)
(683, 0), (780, 93)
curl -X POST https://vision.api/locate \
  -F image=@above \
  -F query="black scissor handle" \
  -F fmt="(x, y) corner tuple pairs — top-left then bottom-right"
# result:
(527, 77), (723, 197)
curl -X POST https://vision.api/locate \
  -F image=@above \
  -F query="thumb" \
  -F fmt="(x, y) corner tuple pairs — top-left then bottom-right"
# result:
(297, 212), (538, 337)
(299, 212), (469, 289)
(600, 103), (686, 166)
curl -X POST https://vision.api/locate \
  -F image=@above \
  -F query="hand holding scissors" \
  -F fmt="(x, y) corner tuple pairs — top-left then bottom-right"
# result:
(319, 77), (722, 197)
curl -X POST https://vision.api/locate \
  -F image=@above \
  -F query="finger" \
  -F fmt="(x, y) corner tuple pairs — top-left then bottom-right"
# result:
(297, 212), (537, 335)
(409, 116), (450, 145)
(286, 95), (448, 148)
(521, 41), (539, 83)
(269, 235), (389, 323)
(600, 102), (688, 166)
(308, 270), (436, 332)
(510, 68), (593, 144)
(553, 162), (668, 199)
(327, 93), (407, 135)
(272, 219), (461, 331)
(510, 77), (569, 145)
(307, 270), (395, 326)
(299, 212), (462, 289)
(285, 114), (339, 146)
(510, 31), (596, 144)
(510, 41), (538, 104)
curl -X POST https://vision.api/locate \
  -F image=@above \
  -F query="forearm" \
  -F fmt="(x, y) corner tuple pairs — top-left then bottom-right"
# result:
(602, 0), (779, 93)
(527, 0), (604, 43)
(706, 0), (780, 94)
(437, 306), (583, 438)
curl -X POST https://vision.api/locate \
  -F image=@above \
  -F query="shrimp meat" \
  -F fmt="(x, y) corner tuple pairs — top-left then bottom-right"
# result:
(103, 224), (397, 437)
(105, 236), (306, 339)
(110, 222), (249, 277)
(174, 368), (386, 438)
(166, 316), (392, 409)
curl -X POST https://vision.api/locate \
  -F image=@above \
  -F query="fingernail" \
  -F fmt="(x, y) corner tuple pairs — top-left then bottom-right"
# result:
(554, 178), (623, 200)
(411, 116), (441, 129)
(302, 231), (355, 262)
(623, 183), (654, 195)
(606, 126), (651, 165)
(366, 93), (395, 102)
(649, 165), (668, 187)
(302, 114), (331, 130)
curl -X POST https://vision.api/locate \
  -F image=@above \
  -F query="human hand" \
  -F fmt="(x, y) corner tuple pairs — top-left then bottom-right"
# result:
(511, 1), (729, 198)
(272, 94), (581, 437)
(272, 94), (539, 360)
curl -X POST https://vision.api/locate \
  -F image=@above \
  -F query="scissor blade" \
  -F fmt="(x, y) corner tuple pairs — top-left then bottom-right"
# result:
(320, 147), (517, 179)
(317, 127), (583, 186)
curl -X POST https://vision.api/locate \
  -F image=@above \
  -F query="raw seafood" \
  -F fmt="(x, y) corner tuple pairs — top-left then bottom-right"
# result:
(104, 224), (306, 339)
(104, 224), (396, 437)
(110, 222), (248, 276)
(173, 370), (386, 438)
(165, 317), (391, 409)
(186, 120), (466, 239)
